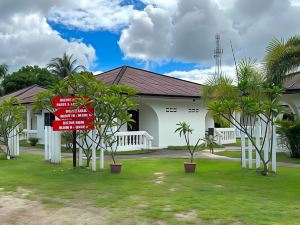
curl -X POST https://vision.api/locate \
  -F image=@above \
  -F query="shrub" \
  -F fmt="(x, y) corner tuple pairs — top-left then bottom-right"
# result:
(276, 119), (300, 158)
(29, 137), (39, 146)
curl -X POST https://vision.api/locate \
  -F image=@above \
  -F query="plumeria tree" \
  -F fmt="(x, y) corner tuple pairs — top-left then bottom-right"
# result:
(205, 59), (282, 175)
(0, 97), (25, 159)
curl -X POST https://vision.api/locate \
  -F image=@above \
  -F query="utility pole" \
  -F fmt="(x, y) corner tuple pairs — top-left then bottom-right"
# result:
(214, 34), (223, 76)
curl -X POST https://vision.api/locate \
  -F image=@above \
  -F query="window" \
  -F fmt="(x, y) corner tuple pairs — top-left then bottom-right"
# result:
(188, 108), (199, 113)
(166, 107), (177, 112)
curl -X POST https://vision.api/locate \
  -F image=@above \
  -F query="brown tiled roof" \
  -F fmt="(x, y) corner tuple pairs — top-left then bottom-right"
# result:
(96, 66), (203, 98)
(0, 85), (47, 104)
(284, 72), (300, 93)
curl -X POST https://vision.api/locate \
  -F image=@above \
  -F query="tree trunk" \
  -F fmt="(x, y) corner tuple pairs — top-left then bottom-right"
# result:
(86, 156), (91, 167)
(262, 162), (268, 176)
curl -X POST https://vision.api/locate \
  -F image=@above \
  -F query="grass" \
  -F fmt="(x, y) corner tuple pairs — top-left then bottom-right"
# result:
(215, 150), (300, 164)
(0, 153), (300, 224)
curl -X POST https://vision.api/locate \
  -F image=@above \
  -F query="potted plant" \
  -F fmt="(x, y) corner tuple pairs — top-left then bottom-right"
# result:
(104, 133), (123, 173)
(175, 121), (202, 173)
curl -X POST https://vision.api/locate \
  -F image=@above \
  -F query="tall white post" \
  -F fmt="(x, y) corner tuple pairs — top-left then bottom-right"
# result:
(16, 127), (20, 156)
(92, 130), (96, 172)
(241, 132), (246, 168)
(255, 123), (261, 169)
(78, 146), (83, 167)
(44, 126), (49, 160)
(248, 137), (253, 169)
(100, 148), (104, 171)
(272, 126), (277, 172)
(50, 129), (61, 164)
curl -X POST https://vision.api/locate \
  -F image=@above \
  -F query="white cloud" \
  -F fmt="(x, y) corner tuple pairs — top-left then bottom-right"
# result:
(118, 5), (173, 61)
(0, 0), (97, 72)
(0, 12), (96, 72)
(48, 0), (137, 31)
(165, 66), (237, 84)
(118, 0), (300, 67)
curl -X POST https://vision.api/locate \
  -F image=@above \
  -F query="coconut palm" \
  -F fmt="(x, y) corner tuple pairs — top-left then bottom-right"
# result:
(0, 64), (8, 79)
(47, 53), (86, 78)
(264, 35), (300, 86)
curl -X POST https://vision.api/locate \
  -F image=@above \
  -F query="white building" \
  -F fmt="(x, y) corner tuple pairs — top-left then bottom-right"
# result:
(1, 66), (299, 150)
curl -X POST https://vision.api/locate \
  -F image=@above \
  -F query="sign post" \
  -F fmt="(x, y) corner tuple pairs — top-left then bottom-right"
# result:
(52, 96), (94, 168)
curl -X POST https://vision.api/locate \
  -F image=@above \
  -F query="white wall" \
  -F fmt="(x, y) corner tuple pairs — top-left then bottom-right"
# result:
(139, 103), (159, 147)
(205, 112), (214, 131)
(135, 97), (207, 148)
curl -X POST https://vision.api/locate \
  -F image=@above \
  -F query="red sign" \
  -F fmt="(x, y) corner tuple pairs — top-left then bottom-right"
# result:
(53, 97), (78, 108)
(54, 108), (94, 120)
(52, 96), (91, 109)
(52, 96), (94, 131)
(52, 118), (94, 131)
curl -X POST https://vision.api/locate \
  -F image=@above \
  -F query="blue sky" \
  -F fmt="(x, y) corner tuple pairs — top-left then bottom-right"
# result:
(48, 21), (200, 75)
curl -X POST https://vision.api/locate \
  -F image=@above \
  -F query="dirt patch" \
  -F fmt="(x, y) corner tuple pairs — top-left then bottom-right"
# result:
(153, 172), (165, 184)
(175, 210), (199, 222)
(0, 192), (110, 225)
(153, 172), (164, 175)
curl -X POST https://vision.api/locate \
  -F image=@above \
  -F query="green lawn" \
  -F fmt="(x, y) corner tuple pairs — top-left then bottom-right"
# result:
(215, 150), (300, 164)
(0, 153), (300, 224)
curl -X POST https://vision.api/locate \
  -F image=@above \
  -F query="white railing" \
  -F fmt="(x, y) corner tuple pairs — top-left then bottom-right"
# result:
(215, 128), (236, 145)
(114, 131), (153, 151)
(20, 129), (38, 140)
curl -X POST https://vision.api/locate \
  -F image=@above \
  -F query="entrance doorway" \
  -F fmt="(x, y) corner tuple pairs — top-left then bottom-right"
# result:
(128, 110), (139, 131)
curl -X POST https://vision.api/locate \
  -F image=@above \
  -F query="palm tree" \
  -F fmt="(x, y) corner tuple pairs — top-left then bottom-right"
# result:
(264, 35), (300, 87)
(0, 64), (8, 79)
(47, 53), (86, 78)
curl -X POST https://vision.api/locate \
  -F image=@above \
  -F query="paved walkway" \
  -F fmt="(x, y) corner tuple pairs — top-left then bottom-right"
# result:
(20, 146), (300, 168)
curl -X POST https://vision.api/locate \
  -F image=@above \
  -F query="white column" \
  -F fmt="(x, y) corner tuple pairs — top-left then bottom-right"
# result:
(248, 138), (253, 169)
(272, 126), (277, 172)
(255, 123), (261, 169)
(241, 132), (246, 168)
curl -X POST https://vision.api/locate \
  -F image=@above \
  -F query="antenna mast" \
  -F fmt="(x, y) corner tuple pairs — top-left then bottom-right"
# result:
(214, 34), (223, 76)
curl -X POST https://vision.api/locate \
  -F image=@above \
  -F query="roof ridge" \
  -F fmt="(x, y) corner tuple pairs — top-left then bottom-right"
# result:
(125, 65), (203, 86)
(112, 66), (127, 84)
(95, 66), (123, 77)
